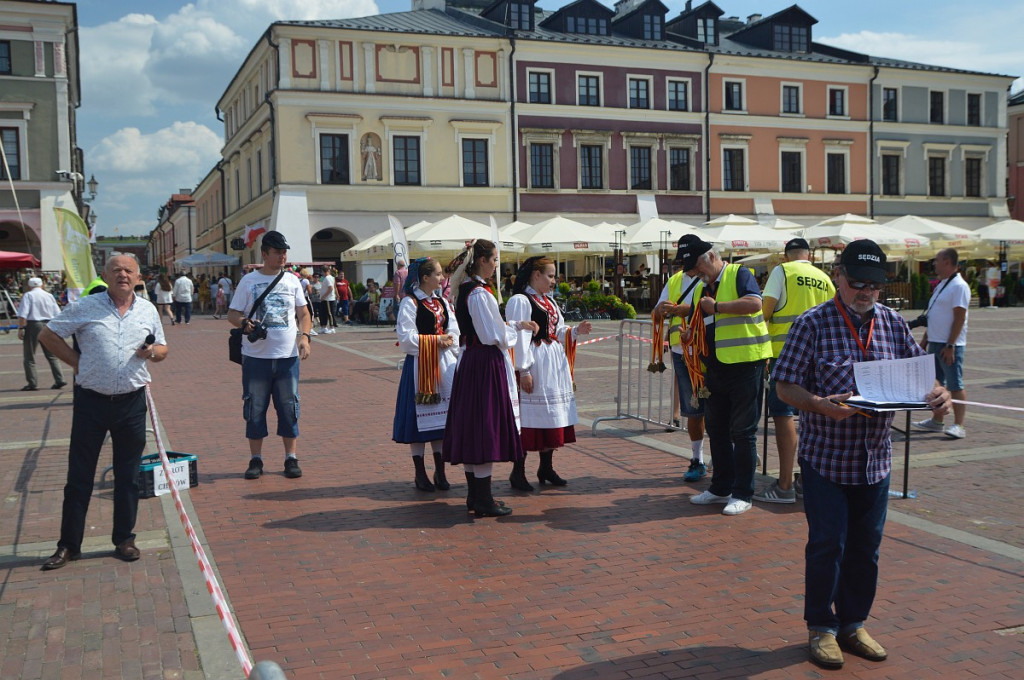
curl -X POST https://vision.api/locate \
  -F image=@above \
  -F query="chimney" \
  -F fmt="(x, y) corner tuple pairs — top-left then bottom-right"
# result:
(747, 14), (762, 24)
(685, 1), (692, 11)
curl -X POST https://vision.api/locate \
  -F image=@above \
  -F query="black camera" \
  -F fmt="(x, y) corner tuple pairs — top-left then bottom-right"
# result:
(907, 313), (928, 329)
(247, 320), (269, 342)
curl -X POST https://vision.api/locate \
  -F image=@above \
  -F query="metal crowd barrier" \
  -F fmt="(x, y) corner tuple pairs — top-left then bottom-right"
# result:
(592, 319), (678, 435)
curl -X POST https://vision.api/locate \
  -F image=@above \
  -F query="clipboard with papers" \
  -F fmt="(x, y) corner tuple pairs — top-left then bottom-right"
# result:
(845, 354), (935, 411)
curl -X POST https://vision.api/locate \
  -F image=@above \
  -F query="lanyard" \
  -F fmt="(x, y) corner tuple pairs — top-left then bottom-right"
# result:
(834, 296), (874, 359)
(925, 274), (957, 315)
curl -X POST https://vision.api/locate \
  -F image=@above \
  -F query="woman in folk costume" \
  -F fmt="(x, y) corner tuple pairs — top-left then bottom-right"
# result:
(441, 240), (539, 517)
(393, 258), (461, 492)
(505, 257), (591, 490)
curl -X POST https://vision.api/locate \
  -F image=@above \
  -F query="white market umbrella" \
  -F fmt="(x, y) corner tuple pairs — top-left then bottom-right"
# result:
(622, 217), (701, 255)
(507, 216), (615, 255)
(176, 251), (240, 267)
(802, 213), (930, 255)
(698, 220), (799, 254)
(407, 214), (525, 255)
(883, 215), (979, 251)
(973, 219), (1024, 246)
(758, 216), (804, 230)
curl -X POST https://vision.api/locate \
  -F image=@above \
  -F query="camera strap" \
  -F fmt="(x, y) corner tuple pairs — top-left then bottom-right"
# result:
(246, 270), (287, 321)
(924, 274), (957, 315)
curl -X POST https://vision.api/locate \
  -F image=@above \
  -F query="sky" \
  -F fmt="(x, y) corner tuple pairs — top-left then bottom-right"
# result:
(74, 0), (1024, 238)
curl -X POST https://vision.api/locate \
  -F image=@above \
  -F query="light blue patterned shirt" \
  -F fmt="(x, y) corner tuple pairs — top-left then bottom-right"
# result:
(47, 292), (166, 395)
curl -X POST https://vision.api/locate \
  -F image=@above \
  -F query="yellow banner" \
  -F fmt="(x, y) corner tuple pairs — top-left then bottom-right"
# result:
(54, 207), (96, 294)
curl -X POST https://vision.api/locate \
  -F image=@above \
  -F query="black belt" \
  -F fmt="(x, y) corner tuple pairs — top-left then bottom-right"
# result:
(77, 386), (144, 402)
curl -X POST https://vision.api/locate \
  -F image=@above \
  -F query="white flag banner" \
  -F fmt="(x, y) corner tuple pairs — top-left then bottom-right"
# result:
(388, 214), (409, 265)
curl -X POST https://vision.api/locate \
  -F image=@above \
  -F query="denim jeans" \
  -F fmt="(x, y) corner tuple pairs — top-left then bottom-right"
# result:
(704, 359), (763, 500)
(242, 355), (300, 439)
(927, 342), (965, 391)
(800, 459), (890, 635)
(59, 386), (147, 551)
(173, 300), (192, 323)
(670, 351), (705, 418)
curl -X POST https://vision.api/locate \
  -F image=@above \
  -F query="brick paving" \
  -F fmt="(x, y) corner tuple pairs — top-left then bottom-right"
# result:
(0, 307), (1022, 679)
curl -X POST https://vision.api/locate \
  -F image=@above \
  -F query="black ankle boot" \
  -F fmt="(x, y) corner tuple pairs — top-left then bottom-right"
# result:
(473, 476), (512, 517)
(537, 449), (567, 486)
(432, 451), (450, 490)
(413, 456), (435, 491)
(509, 453), (534, 491)
(465, 471), (475, 510)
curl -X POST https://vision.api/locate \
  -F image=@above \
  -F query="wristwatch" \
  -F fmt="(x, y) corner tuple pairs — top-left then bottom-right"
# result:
(301, 332), (312, 340)
(944, 343), (954, 349)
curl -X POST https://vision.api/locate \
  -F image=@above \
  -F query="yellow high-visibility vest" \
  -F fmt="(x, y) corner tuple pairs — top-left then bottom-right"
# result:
(767, 261), (835, 357)
(694, 263), (772, 364)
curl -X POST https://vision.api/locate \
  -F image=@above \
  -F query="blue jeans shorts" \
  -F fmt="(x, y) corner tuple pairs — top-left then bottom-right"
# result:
(670, 351), (705, 418)
(766, 359), (797, 417)
(241, 355), (300, 439)
(927, 342), (964, 391)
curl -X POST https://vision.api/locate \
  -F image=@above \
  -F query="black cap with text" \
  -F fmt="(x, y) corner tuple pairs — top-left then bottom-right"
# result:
(839, 239), (887, 283)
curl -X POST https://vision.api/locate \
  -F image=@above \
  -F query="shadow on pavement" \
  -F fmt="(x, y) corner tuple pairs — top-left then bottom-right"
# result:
(550, 644), (807, 679)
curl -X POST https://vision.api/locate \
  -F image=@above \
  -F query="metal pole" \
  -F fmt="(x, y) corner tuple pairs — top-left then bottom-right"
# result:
(902, 410), (910, 498)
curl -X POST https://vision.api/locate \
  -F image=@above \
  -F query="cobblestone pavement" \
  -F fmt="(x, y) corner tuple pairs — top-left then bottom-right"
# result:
(1, 305), (1021, 679)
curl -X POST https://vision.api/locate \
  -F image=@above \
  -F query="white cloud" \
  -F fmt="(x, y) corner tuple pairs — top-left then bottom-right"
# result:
(819, 30), (1022, 82)
(89, 122), (223, 174)
(79, 14), (160, 117)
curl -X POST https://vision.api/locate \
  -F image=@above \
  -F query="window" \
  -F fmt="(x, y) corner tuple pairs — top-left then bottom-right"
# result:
(828, 88), (846, 117)
(234, 168), (241, 208)
(629, 78), (650, 109)
(566, 16), (607, 36)
(668, 80), (688, 111)
(965, 157), (982, 197)
(881, 154), (900, 195)
(0, 128), (20, 180)
(246, 158), (253, 201)
(530, 143), (554, 188)
(393, 136), (421, 185)
(773, 24), (808, 52)
(930, 91), (944, 124)
(826, 153), (846, 194)
(781, 151), (802, 193)
(256, 149), (263, 194)
(724, 81), (743, 111)
(0, 41), (10, 75)
(967, 93), (981, 126)
(882, 87), (898, 121)
(669, 147), (691, 190)
(928, 156), (945, 196)
(580, 144), (603, 189)
(529, 71), (551, 104)
(643, 14), (662, 40)
(723, 148), (745, 191)
(782, 85), (801, 114)
(630, 146), (652, 190)
(319, 133), (350, 184)
(510, 2), (532, 30)
(697, 17), (716, 45)
(578, 75), (600, 106)
(462, 139), (488, 187)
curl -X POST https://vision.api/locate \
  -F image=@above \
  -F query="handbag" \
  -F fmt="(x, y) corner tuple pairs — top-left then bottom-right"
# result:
(229, 270), (286, 365)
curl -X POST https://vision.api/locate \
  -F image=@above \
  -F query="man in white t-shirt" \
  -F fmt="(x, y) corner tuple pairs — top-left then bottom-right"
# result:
(914, 248), (971, 439)
(217, 273), (233, 306)
(171, 272), (194, 325)
(228, 231), (313, 480)
(319, 267), (336, 333)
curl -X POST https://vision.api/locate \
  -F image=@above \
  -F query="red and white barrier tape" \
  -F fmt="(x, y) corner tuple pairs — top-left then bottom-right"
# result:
(577, 334), (617, 346)
(144, 386), (255, 677)
(951, 399), (1024, 413)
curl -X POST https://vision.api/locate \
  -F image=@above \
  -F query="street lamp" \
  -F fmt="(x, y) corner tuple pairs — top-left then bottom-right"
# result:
(86, 175), (98, 202)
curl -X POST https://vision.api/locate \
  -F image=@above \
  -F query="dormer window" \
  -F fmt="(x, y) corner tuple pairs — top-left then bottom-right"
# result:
(773, 24), (808, 52)
(566, 15), (608, 36)
(643, 14), (663, 40)
(697, 17), (716, 45)
(510, 2), (533, 30)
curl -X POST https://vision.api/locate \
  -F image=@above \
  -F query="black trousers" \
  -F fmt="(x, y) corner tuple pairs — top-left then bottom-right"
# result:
(59, 386), (148, 552)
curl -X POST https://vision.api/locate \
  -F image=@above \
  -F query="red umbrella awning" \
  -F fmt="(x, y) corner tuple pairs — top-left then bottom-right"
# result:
(0, 250), (41, 269)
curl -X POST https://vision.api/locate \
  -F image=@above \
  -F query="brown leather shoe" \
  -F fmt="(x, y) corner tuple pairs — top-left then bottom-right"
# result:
(838, 627), (887, 661)
(41, 547), (81, 571)
(809, 632), (844, 669)
(114, 539), (141, 562)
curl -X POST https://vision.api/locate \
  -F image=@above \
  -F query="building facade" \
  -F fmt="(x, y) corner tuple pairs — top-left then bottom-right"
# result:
(0, 0), (84, 271)
(178, 0), (1015, 266)
(148, 192), (196, 274)
(1009, 90), (1024, 222)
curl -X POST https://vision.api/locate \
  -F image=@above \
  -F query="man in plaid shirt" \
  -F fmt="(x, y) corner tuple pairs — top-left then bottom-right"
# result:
(774, 240), (950, 670)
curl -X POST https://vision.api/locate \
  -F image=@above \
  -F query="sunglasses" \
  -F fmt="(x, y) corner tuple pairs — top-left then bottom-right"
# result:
(846, 279), (885, 291)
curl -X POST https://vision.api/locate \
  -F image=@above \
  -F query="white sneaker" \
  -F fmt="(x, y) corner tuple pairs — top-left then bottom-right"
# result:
(912, 418), (944, 433)
(308, 329), (318, 336)
(944, 424), (966, 439)
(690, 490), (731, 505)
(723, 498), (752, 516)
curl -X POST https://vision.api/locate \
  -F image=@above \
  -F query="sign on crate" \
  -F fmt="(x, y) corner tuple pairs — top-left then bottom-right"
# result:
(152, 459), (192, 496)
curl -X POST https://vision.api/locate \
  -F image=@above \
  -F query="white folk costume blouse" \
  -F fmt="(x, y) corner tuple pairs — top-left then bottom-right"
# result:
(505, 287), (579, 429)
(461, 276), (521, 428)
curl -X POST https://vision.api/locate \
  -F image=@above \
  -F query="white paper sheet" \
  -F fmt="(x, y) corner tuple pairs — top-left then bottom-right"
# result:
(846, 354), (935, 409)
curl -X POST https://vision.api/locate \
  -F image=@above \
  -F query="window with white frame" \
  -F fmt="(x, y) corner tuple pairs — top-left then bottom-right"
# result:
(781, 84), (802, 115)
(530, 143), (555, 189)
(461, 138), (489, 187)
(510, 2), (533, 30)
(393, 135), (421, 185)
(667, 79), (689, 111)
(697, 17), (716, 45)
(880, 153), (901, 195)
(724, 80), (745, 112)
(0, 128), (21, 180)
(578, 73), (601, 106)
(669, 147), (692, 190)
(528, 70), (552, 104)
(629, 145), (653, 190)
(629, 77), (651, 109)
(780, 150), (803, 193)
(928, 156), (946, 196)
(319, 133), (350, 184)
(643, 14), (663, 40)
(964, 156), (983, 197)
(827, 87), (847, 117)
(826, 151), (847, 194)
(773, 23), (808, 52)
(882, 87), (898, 121)
(256, 149), (264, 194)
(967, 93), (982, 126)
(580, 144), (604, 189)
(723, 147), (745, 191)
(930, 90), (945, 124)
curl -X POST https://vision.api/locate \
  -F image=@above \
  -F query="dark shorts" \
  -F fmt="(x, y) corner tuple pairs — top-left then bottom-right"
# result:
(927, 342), (965, 391)
(670, 351), (705, 418)
(766, 359), (797, 417)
